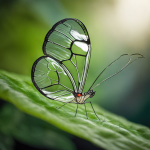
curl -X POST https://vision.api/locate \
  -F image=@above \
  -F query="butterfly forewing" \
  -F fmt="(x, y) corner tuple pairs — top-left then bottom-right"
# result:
(31, 56), (75, 103)
(42, 18), (91, 93)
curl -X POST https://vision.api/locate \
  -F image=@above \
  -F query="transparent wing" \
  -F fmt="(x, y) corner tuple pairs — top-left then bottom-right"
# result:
(43, 18), (91, 93)
(89, 53), (144, 91)
(31, 56), (75, 103)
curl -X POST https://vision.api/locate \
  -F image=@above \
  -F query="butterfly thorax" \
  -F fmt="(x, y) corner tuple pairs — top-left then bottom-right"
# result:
(73, 90), (95, 104)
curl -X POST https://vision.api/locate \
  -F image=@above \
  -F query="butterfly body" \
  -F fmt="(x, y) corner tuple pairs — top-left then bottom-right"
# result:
(73, 90), (95, 104)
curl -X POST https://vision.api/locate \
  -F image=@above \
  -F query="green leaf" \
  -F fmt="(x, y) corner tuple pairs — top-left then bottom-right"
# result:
(0, 133), (14, 150)
(0, 69), (150, 150)
(0, 103), (76, 150)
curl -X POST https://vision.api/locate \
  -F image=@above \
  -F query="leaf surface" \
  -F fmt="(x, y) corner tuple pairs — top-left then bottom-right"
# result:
(0, 70), (150, 150)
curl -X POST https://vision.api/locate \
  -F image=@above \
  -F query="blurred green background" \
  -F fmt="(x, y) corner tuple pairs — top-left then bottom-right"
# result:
(0, 0), (149, 149)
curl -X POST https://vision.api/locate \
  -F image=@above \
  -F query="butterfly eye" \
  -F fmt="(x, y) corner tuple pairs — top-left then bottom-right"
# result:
(77, 93), (81, 97)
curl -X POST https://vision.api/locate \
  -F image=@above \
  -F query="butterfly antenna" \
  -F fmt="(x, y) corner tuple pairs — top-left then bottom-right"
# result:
(89, 53), (144, 90)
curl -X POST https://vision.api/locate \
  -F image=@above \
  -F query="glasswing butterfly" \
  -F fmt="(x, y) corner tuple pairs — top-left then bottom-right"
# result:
(31, 18), (144, 120)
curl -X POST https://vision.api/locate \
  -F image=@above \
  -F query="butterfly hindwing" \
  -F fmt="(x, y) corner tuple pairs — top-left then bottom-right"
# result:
(31, 56), (75, 103)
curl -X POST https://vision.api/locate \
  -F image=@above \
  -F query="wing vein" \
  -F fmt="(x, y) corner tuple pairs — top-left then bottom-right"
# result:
(48, 40), (68, 49)
(34, 73), (47, 77)
(54, 29), (73, 41)
(74, 55), (80, 85)
(50, 90), (69, 94)
(35, 69), (46, 74)
(54, 92), (72, 99)
(59, 83), (73, 92)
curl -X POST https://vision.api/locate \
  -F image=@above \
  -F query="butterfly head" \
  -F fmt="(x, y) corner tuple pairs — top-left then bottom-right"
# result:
(87, 90), (95, 98)
(73, 90), (95, 98)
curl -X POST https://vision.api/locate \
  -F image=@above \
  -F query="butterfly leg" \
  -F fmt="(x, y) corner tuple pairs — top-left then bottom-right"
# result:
(75, 103), (78, 117)
(56, 98), (75, 109)
(56, 103), (67, 109)
(84, 103), (88, 119)
(89, 102), (100, 121)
